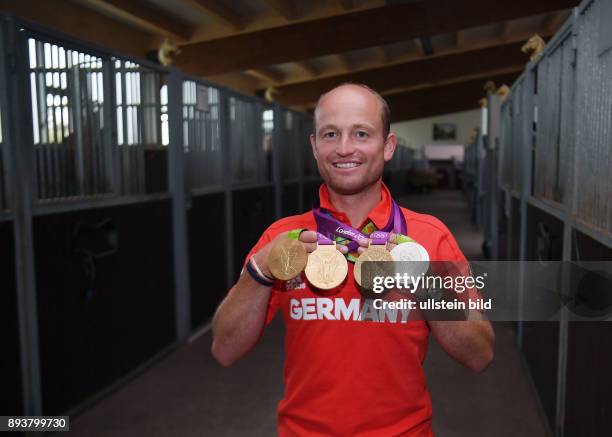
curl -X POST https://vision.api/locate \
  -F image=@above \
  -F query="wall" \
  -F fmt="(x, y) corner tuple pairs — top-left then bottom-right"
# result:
(391, 109), (480, 150)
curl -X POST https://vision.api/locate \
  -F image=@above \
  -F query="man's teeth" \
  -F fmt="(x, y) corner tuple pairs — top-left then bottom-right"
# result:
(334, 162), (360, 168)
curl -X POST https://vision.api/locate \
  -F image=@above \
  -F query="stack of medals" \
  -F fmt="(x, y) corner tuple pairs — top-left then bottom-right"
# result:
(267, 199), (430, 289)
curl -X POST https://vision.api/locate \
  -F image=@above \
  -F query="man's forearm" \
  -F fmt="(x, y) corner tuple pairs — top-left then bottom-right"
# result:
(429, 316), (495, 373)
(211, 272), (273, 366)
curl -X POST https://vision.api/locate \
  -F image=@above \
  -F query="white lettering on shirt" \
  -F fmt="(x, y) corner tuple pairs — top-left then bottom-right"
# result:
(288, 298), (410, 323)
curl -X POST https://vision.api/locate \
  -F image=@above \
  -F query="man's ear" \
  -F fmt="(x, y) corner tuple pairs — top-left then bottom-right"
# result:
(310, 133), (319, 160)
(383, 132), (397, 162)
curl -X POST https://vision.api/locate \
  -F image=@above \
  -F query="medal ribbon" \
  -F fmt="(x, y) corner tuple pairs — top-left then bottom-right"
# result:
(313, 199), (409, 260)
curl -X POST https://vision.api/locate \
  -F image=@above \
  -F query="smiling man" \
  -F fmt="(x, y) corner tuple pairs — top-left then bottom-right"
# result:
(212, 83), (494, 436)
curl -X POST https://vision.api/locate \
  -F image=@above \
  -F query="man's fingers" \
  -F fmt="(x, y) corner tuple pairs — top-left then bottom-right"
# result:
(302, 242), (318, 253)
(298, 230), (318, 243)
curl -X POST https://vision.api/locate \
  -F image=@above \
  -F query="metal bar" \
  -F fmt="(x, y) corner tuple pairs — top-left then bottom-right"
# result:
(2, 15), (43, 415)
(72, 62), (85, 196)
(0, 22), (10, 212)
(167, 68), (191, 341)
(220, 90), (235, 289)
(516, 66), (536, 350)
(487, 93), (501, 260)
(31, 192), (170, 216)
(555, 13), (578, 437)
(272, 104), (282, 220)
(105, 59), (119, 196)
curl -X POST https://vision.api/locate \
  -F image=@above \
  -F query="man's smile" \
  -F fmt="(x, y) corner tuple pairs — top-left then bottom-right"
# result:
(332, 161), (362, 169)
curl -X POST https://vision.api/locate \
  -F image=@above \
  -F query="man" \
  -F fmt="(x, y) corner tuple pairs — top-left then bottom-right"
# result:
(212, 83), (494, 436)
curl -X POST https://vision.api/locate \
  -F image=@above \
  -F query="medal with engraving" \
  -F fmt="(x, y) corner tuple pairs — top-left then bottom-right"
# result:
(390, 239), (430, 277)
(305, 234), (348, 290)
(353, 231), (395, 286)
(268, 237), (308, 281)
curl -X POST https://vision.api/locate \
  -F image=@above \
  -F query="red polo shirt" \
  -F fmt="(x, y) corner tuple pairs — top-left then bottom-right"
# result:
(243, 183), (470, 436)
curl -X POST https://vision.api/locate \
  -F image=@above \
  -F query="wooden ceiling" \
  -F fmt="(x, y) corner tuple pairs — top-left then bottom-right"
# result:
(0, 0), (578, 121)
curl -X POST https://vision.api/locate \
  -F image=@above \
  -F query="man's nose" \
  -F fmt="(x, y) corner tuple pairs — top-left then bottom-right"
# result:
(336, 133), (356, 156)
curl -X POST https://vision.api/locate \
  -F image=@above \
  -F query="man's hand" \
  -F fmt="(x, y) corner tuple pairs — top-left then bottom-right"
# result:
(253, 230), (348, 279)
(212, 230), (347, 366)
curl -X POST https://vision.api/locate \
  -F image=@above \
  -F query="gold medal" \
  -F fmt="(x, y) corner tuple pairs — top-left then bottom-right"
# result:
(354, 244), (394, 287)
(268, 238), (308, 281)
(305, 243), (348, 290)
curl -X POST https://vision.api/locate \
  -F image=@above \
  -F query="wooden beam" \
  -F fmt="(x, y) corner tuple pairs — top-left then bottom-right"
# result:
(378, 46), (390, 63)
(295, 61), (320, 76)
(544, 11), (569, 33)
(413, 38), (425, 57)
(186, 0), (244, 30)
(266, 41), (529, 106)
(339, 0), (354, 10)
(500, 21), (513, 41)
(91, 0), (192, 40)
(0, 0), (157, 58)
(456, 30), (465, 49)
(336, 54), (353, 70)
(246, 67), (285, 83)
(263, 0), (300, 20)
(176, 0), (577, 76)
(388, 71), (521, 122)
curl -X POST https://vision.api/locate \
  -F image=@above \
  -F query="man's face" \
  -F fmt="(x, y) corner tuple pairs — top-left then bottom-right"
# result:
(310, 85), (396, 195)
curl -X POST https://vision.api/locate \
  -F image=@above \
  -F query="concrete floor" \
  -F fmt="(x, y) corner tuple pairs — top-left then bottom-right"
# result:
(69, 189), (549, 436)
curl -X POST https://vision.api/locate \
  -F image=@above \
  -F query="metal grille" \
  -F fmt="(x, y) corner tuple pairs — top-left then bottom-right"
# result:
(28, 38), (111, 200)
(229, 96), (272, 185)
(301, 117), (317, 178)
(500, 99), (513, 189)
(575, 0), (612, 231)
(533, 33), (575, 204)
(278, 109), (300, 181)
(511, 80), (528, 193)
(182, 80), (222, 190)
(114, 59), (163, 195)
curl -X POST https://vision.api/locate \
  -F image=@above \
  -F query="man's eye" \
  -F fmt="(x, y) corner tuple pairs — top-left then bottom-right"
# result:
(323, 132), (337, 138)
(356, 131), (369, 138)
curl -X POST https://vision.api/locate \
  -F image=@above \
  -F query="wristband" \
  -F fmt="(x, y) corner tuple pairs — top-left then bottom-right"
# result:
(246, 257), (275, 287)
(287, 228), (307, 240)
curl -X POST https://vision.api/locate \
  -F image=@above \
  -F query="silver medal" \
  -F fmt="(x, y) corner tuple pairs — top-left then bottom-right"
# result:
(391, 241), (430, 277)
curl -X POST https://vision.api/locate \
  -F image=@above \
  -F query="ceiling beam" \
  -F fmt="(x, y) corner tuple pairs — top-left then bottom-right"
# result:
(295, 61), (320, 77)
(91, 0), (192, 40)
(266, 41), (529, 107)
(263, 0), (301, 20)
(0, 0), (157, 57)
(544, 11), (569, 33)
(339, 0), (354, 10)
(388, 71), (521, 122)
(456, 30), (465, 49)
(186, 0), (245, 30)
(378, 46), (390, 62)
(336, 54), (354, 70)
(246, 67), (285, 83)
(500, 21), (513, 41)
(176, 0), (576, 76)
